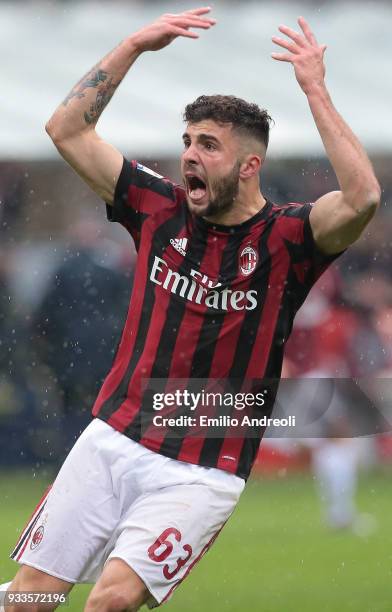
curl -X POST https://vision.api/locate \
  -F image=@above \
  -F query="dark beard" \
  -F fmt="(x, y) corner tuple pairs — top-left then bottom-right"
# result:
(197, 161), (240, 218)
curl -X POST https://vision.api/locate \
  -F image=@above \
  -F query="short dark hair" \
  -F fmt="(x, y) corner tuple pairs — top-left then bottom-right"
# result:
(183, 94), (272, 150)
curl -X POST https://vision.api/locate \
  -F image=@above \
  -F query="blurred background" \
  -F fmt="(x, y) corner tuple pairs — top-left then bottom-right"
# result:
(1, 1), (392, 610)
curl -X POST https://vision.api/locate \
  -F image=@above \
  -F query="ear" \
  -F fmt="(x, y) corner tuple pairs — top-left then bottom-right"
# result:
(239, 154), (263, 180)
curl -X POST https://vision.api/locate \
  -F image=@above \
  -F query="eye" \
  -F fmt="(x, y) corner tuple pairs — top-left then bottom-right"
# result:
(205, 142), (216, 151)
(183, 139), (191, 149)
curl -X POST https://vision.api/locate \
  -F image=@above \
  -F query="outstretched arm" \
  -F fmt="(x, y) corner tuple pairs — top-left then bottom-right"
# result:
(272, 17), (381, 255)
(46, 7), (216, 204)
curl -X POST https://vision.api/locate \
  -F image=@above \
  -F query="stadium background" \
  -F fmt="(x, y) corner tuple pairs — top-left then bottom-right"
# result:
(1, 1), (391, 610)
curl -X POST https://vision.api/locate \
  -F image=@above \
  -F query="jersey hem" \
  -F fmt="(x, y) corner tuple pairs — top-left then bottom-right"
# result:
(10, 560), (77, 585)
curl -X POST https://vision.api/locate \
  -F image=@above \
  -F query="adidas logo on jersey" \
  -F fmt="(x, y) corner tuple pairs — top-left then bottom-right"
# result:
(170, 237), (188, 256)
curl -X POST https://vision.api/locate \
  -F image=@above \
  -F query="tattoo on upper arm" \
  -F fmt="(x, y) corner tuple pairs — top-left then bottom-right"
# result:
(62, 64), (120, 126)
(62, 66), (107, 105)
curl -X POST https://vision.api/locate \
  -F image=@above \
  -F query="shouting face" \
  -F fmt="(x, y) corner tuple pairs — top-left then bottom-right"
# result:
(181, 120), (243, 219)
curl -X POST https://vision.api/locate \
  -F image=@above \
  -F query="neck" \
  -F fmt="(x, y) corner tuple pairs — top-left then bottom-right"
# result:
(203, 190), (267, 226)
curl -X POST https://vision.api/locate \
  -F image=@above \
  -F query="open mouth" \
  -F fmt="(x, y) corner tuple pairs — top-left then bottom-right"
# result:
(186, 174), (207, 202)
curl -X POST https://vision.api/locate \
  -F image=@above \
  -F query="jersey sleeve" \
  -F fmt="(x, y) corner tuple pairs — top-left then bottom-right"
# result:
(278, 202), (344, 288)
(105, 157), (179, 249)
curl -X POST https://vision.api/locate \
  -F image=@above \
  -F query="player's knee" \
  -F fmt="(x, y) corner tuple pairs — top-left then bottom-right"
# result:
(85, 583), (148, 612)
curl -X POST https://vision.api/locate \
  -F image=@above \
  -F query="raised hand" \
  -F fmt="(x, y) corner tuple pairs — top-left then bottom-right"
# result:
(271, 17), (327, 94)
(132, 6), (216, 53)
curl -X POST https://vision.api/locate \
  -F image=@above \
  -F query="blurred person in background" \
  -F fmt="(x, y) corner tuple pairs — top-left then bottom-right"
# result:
(373, 303), (392, 371)
(1, 6), (381, 612)
(0, 164), (25, 244)
(32, 217), (133, 453)
(0, 249), (44, 466)
(311, 421), (363, 532)
(310, 408), (378, 537)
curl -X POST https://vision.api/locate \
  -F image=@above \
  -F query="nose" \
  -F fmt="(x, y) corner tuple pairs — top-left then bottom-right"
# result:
(182, 143), (199, 165)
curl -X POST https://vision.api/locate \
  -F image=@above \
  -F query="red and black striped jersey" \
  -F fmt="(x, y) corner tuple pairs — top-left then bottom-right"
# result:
(92, 158), (342, 479)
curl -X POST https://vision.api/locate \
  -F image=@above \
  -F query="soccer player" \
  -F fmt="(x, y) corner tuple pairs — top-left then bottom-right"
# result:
(1, 6), (380, 611)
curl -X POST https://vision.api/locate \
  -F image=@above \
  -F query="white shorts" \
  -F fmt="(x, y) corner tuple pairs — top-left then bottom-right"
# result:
(11, 419), (244, 607)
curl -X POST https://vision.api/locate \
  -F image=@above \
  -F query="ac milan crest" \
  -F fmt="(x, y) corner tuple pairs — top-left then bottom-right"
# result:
(30, 525), (45, 550)
(239, 245), (258, 276)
